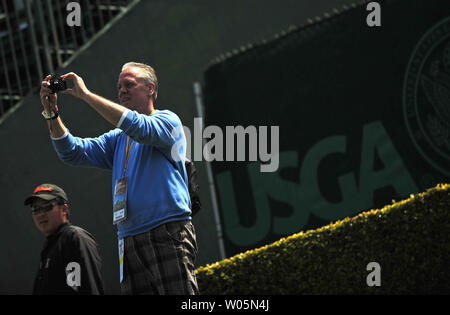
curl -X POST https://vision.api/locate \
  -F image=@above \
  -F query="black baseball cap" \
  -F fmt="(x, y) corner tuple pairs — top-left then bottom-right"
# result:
(24, 183), (69, 205)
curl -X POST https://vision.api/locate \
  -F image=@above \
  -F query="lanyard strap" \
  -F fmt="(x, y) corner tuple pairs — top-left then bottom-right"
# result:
(123, 137), (133, 177)
(122, 109), (156, 177)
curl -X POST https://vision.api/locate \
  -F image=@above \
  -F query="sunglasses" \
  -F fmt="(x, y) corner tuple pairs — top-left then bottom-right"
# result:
(30, 203), (56, 215)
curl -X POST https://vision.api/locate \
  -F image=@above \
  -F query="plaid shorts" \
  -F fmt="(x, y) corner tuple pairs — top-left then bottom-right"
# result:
(120, 220), (199, 295)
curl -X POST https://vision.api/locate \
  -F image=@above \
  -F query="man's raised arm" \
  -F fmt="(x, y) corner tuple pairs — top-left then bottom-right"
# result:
(60, 72), (127, 127)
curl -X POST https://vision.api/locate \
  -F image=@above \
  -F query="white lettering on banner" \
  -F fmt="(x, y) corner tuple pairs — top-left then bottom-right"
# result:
(216, 120), (419, 246)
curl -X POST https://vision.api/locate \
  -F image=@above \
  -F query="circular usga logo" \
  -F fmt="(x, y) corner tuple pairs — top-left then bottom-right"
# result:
(403, 16), (450, 176)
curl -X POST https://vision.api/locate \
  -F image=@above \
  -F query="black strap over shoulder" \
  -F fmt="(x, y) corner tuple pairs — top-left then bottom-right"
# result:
(185, 158), (201, 215)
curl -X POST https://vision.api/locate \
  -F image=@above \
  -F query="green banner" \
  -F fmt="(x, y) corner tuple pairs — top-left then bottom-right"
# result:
(203, 0), (450, 256)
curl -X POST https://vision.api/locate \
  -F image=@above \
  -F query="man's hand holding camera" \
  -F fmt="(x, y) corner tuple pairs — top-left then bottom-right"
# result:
(40, 72), (89, 107)
(60, 72), (90, 101)
(39, 72), (127, 135)
(40, 75), (60, 114)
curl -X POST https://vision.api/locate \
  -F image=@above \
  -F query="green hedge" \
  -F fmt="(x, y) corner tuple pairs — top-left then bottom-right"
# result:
(195, 184), (450, 294)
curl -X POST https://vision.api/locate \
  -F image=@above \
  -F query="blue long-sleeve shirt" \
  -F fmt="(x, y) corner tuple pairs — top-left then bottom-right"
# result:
(51, 109), (191, 238)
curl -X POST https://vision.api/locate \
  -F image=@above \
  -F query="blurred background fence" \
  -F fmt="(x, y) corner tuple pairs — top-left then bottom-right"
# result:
(0, 0), (137, 117)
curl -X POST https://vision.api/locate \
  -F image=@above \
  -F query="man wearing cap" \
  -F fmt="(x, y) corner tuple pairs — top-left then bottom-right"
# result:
(25, 183), (104, 295)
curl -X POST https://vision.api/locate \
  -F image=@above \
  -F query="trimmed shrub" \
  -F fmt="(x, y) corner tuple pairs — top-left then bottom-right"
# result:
(195, 184), (450, 294)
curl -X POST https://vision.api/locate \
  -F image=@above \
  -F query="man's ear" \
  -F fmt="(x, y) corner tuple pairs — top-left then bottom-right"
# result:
(149, 83), (155, 97)
(62, 204), (69, 219)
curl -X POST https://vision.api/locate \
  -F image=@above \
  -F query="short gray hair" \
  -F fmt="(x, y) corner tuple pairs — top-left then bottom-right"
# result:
(121, 62), (158, 100)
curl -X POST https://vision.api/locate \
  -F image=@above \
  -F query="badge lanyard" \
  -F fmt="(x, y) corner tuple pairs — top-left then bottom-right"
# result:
(122, 108), (156, 177)
(116, 109), (156, 282)
(113, 109), (156, 225)
(123, 137), (133, 177)
(120, 108), (156, 178)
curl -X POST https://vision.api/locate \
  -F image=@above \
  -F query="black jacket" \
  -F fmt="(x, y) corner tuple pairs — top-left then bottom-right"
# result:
(33, 222), (104, 295)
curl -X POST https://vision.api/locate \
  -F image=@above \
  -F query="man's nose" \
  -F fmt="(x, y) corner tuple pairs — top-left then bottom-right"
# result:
(35, 211), (47, 218)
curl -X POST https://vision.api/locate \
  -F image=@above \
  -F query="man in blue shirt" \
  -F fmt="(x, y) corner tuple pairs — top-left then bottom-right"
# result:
(39, 62), (199, 295)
